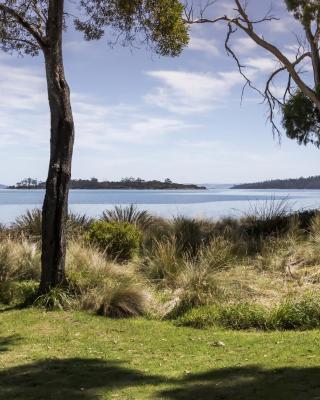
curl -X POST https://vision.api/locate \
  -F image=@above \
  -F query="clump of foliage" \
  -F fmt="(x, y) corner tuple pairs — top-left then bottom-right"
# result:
(102, 205), (154, 230)
(282, 91), (320, 147)
(86, 221), (141, 262)
(270, 293), (320, 330)
(33, 287), (75, 311)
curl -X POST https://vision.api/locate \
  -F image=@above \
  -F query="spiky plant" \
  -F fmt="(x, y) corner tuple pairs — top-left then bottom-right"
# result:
(102, 205), (154, 230)
(12, 209), (42, 239)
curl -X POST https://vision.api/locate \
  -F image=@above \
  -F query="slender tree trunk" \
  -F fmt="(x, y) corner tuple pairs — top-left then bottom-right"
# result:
(39, 0), (74, 293)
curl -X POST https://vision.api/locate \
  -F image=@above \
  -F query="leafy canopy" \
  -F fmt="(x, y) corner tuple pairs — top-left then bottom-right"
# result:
(76, 0), (189, 57)
(0, 0), (189, 57)
(282, 91), (320, 147)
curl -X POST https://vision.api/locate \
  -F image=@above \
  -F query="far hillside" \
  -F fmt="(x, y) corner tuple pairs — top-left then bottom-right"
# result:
(232, 175), (320, 190)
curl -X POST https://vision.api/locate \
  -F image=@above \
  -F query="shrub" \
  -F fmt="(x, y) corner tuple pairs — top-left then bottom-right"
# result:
(102, 205), (154, 230)
(86, 221), (141, 262)
(176, 305), (220, 329)
(218, 303), (269, 330)
(270, 293), (320, 330)
(0, 280), (38, 305)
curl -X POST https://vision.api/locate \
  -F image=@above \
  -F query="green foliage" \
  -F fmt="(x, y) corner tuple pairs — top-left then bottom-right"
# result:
(218, 303), (269, 330)
(282, 91), (320, 147)
(0, 280), (38, 305)
(102, 205), (154, 230)
(87, 221), (141, 262)
(286, 0), (320, 24)
(176, 305), (220, 329)
(76, 0), (189, 57)
(33, 287), (75, 311)
(270, 293), (320, 330)
(173, 217), (205, 257)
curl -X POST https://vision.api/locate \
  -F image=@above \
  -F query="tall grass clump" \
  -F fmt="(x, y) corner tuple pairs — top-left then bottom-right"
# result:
(102, 205), (154, 230)
(172, 216), (205, 257)
(66, 242), (150, 318)
(0, 238), (40, 304)
(145, 237), (184, 287)
(12, 209), (42, 239)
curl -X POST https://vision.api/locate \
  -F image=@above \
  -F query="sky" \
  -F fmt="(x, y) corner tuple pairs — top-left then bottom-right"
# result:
(0, 0), (319, 185)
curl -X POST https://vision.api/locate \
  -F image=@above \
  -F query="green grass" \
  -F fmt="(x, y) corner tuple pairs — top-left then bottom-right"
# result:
(1, 309), (320, 399)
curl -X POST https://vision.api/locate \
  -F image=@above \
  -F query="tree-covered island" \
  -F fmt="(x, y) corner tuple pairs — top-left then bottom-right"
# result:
(9, 177), (206, 190)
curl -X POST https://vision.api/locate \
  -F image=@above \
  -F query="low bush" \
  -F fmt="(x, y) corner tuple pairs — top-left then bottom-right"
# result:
(176, 305), (220, 328)
(0, 280), (38, 305)
(86, 221), (141, 262)
(172, 216), (205, 257)
(270, 293), (320, 330)
(218, 303), (269, 330)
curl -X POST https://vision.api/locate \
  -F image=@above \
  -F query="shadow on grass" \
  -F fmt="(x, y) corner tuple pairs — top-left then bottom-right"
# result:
(0, 335), (21, 353)
(1, 360), (320, 399)
(159, 365), (320, 400)
(0, 358), (161, 400)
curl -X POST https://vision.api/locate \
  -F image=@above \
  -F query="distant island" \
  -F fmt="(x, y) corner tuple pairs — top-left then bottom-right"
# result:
(9, 177), (206, 190)
(232, 175), (320, 190)
(0, 184), (7, 189)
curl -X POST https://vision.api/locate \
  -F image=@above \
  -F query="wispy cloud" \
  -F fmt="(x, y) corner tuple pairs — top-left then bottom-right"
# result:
(187, 35), (219, 56)
(144, 70), (243, 114)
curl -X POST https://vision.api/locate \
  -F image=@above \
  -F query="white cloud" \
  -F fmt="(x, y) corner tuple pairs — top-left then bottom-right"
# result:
(245, 57), (278, 73)
(233, 37), (257, 54)
(188, 36), (219, 56)
(0, 60), (197, 151)
(145, 70), (243, 114)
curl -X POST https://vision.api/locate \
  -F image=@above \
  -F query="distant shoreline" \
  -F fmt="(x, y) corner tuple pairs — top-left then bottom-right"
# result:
(232, 175), (320, 190)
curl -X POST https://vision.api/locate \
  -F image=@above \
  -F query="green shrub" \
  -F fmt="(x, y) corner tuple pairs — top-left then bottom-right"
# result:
(176, 305), (220, 328)
(270, 294), (320, 330)
(198, 237), (235, 271)
(0, 280), (38, 305)
(86, 221), (141, 262)
(218, 303), (269, 330)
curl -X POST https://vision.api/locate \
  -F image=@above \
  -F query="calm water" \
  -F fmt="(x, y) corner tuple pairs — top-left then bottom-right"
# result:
(0, 188), (320, 224)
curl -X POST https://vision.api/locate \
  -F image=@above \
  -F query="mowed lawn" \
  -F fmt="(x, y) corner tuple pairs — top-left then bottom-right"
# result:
(0, 309), (320, 399)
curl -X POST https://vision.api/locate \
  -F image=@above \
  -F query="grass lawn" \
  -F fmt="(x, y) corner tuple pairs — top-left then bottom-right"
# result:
(0, 309), (320, 399)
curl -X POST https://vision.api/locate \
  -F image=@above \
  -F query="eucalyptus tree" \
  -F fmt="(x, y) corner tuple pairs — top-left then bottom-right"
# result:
(184, 0), (320, 147)
(0, 0), (189, 292)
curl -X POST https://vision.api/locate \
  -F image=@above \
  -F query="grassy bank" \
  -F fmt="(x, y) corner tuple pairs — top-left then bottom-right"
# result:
(1, 203), (320, 329)
(1, 309), (320, 399)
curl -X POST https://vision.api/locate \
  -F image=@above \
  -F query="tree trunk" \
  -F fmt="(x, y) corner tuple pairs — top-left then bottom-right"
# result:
(39, 0), (74, 293)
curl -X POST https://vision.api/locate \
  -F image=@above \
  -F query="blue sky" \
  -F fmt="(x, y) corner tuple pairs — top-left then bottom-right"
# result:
(0, 0), (319, 185)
